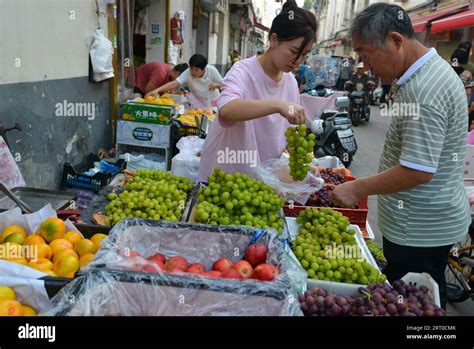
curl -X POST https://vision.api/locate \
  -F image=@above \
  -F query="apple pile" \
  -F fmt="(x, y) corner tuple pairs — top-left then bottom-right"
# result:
(122, 243), (280, 282)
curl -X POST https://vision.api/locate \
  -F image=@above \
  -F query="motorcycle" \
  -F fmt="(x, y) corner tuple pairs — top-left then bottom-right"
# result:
(310, 96), (357, 167)
(344, 80), (370, 127)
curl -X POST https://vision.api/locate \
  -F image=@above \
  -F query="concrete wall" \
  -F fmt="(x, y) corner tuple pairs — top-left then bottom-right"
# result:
(0, 0), (112, 189)
(146, 0), (167, 63)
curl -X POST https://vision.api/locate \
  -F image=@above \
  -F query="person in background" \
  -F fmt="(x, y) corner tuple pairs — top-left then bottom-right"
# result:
(146, 54), (223, 108)
(336, 57), (354, 91)
(349, 62), (370, 89)
(133, 62), (188, 98)
(452, 41), (474, 75)
(451, 49), (474, 130)
(231, 50), (241, 66)
(330, 3), (470, 309)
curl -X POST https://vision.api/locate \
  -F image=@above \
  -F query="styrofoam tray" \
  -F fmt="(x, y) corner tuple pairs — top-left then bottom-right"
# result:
(286, 217), (383, 296)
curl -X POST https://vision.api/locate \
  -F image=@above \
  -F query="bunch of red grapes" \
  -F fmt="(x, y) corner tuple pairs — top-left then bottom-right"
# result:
(320, 168), (347, 186)
(306, 186), (335, 207)
(299, 280), (445, 317)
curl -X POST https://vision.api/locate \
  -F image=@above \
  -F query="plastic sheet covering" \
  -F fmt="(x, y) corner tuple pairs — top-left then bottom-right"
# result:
(44, 219), (306, 316)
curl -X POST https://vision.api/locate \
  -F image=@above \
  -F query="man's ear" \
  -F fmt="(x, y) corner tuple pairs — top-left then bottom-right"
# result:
(388, 32), (404, 50)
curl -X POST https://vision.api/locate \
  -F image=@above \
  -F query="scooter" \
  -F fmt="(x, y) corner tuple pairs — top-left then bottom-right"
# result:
(344, 80), (370, 127)
(367, 78), (383, 105)
(310, 96), (357, 167)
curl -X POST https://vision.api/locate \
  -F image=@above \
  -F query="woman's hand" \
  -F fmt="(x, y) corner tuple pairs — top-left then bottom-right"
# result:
(278, 101), (306, 125)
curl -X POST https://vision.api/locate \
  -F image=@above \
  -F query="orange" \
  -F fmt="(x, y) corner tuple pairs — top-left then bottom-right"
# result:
(63, 231), (83, 247)
(27, 258), (53, 272)
(144, 95), (154, 103)
(37, 218), (66, 242)
(21, 306), (37, 316)
(53, 255), (79, 277)
(49, 239), (73, 255)
(0, 299), (24, 316)
(90, 233), (107, 248)
(1, 226), (27, 243)
(52, 248), (78, 263)
(74, 239), (97, 257)
(0, 286), (16, 300)
(30, 244), (53, 261)
(24, 234), (46, 246)
(79, 253), (95, 269)
(0, 243), (24, 260)
(47, 270), (57, 277)
(3, 232), (25, 245)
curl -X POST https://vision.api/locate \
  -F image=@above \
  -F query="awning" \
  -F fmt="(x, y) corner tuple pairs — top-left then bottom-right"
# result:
(410, 4), (469, 32)
(431, 9), (474, 33)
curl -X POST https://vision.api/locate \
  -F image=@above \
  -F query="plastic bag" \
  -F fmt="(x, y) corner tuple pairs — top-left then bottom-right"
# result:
(44, 219), (306, 316)
(121, 153), (166, 171)
(89, 29), (114, 82)
(254, 158), (324, 205)
(171, 136), (205, 182)
(0, 136), (25, 189)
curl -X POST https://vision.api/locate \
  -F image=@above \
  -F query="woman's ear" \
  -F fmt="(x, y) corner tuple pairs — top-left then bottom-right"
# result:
(269, 33), (278, 49)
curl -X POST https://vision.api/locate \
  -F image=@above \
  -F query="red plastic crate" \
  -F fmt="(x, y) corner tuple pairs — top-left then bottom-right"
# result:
(283, 196), (369, 229)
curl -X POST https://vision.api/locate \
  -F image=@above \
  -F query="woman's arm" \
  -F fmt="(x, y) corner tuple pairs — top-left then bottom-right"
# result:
(220, 99), (306, 125)
(145, 80), (181, 97)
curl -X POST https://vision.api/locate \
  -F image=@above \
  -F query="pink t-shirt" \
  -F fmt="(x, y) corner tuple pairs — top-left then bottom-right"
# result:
(197, 56), (300, 182)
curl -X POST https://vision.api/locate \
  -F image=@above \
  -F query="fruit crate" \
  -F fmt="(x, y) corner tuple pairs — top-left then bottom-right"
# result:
(401, 272), (441, 307)
(43, 219), (307, 316)
(61, 163), (113, 193)
(283, 196), (369, 229)
(286, 217), (384, 297)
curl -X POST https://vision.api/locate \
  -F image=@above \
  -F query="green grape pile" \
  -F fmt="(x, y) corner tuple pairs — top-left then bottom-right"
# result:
(366, 240), (387, 271)
(105, 169), (193, 225)
(285, 124), (316, 181)
(195, 168), (286, 233)
(292, 208), (386, 285)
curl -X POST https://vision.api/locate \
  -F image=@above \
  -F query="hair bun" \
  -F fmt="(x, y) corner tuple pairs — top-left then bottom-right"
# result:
(282, 0), (298, 12)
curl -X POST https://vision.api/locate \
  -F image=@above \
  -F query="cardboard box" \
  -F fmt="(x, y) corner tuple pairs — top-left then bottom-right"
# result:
(120, 102), (173, 125)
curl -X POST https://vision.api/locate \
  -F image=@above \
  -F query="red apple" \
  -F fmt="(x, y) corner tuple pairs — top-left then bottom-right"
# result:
(166, 256), (189, 272)
(148, 252), (166, 265)
(244, 243), (268, 267)
(187, 263), (206, 274)
(252, 263), (279, 281)
(233, 260), (253, 279)
(201, 271), (221, 279)
(212, 258), (233, 273)
(142, 263), (162, 273)
(221, 268), (243, 279)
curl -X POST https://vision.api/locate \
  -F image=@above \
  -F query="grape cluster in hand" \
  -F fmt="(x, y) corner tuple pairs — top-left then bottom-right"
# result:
(286, 124), (316, 181)
(306, 186), (335, 207)
(195, 168), (286, 233)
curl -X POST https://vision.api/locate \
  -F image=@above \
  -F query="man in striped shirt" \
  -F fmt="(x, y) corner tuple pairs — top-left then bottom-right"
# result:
(330, 3), (470, 309)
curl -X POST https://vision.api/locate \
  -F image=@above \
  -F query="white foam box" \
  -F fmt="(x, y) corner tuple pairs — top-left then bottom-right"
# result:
(401, 272), (441, 307)
(286, 217), (382, 297)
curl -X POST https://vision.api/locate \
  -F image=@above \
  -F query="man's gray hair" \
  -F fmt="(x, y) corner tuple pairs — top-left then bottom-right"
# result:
(350, 3), (415, 50)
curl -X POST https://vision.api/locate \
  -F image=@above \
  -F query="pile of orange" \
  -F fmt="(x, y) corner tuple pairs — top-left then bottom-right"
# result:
(0, 285), (36, 316)
(0, 218), (107, 278)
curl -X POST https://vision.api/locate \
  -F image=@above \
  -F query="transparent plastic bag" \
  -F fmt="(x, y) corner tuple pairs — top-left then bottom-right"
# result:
(88, 29), (114, 82)
(171, 136), (205, 182)
(254, 158), (323, 205)
(44, 219), (306, 316)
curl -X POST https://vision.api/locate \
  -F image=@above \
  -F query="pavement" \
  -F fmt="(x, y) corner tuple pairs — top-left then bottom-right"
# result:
(349, 106), (474, 316)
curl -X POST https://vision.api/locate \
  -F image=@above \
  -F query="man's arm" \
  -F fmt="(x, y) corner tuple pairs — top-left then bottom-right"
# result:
(330, 165), (433, 207)
(145, 80), (181, 97)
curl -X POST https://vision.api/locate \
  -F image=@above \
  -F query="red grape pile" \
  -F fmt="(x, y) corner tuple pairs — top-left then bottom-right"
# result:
(320, 168), (347, 185)
(306, 186), (336, 207)
(299, 281), (445, 317)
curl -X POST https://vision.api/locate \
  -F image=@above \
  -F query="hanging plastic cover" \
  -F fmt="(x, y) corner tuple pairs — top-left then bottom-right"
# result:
(89, 28), (115, 82)
(44, 219), (306, 316)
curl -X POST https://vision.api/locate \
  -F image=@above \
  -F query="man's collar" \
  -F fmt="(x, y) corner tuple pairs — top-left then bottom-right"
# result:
(397, 48), (437, 86)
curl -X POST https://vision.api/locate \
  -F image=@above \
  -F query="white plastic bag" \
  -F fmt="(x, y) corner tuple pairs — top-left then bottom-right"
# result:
(171, 136), (205, 182)
(89, 29), (114, 82)
(254, 158), (324, 205)
(121, 153), (167, 171)
(0, 136), (25, 189)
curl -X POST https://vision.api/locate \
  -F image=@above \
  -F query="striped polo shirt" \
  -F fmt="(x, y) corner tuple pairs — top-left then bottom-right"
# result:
(377, 48), (471, 247)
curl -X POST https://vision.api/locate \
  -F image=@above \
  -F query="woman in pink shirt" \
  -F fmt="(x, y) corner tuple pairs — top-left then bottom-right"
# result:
(197, 1), (317, 182)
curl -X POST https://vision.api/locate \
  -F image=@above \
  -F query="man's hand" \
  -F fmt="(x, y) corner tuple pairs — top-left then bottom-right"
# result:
(209, 83), (221, 91)
(329, 180), (360, 208)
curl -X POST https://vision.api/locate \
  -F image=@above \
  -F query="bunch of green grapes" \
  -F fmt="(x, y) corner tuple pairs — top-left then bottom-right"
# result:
(292, 208), (386, 284)
(105, 170), (193, 225)
(195, 168), (286, 233)
(285, 124), (316, 181)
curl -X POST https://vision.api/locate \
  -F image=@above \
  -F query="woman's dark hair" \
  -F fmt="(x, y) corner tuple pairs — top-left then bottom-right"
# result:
(269, 0), (317, 62)
(458, 41), (472, 52)
(189, 54), (208, 70)
(174, 63), (189, 74)
(452, 48), (469, 65)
